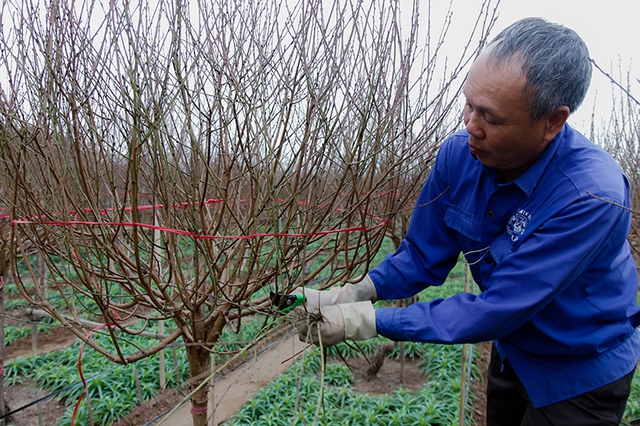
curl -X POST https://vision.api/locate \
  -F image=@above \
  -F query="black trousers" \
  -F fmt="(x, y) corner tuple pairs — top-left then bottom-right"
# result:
(486, 344), (635, 426)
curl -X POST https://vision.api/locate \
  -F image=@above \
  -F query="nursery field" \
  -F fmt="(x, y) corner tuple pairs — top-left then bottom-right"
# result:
(3, 259), (640, 426)
(2, 1), (639, 425)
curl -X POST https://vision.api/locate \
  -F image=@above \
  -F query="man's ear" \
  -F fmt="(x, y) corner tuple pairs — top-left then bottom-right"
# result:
(543, 106), (570, 142)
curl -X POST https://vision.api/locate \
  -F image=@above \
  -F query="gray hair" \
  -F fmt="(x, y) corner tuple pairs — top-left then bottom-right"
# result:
(486, 17), (592, 121)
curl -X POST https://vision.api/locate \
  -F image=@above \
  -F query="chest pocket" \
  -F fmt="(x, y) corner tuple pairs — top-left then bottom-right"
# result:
(445, 203), (520, 266)
(444, 204), (483, 256)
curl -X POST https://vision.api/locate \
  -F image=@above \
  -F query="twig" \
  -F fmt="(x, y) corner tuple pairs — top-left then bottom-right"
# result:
(590, 58), (640, 107)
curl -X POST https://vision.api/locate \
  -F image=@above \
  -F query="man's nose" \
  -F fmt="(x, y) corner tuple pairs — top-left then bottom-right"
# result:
(465, 112), (486, 139)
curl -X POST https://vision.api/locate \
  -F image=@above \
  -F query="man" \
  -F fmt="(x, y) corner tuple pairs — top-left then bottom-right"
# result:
(296, 17), (640, 426)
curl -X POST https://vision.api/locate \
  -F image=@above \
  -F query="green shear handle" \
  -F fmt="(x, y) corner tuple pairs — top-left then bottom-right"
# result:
(270, 292), (305, 313)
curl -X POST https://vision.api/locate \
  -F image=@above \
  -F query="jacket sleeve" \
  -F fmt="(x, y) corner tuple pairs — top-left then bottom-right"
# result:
(374, 193), (635, 346)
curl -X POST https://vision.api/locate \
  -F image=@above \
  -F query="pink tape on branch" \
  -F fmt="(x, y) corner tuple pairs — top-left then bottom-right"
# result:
(11, 218), (390, 240)
(190, 403), (208, 415)
(11, 217), (640, 240)
(6, 194), (390, 219)
(9, 195), (390, 238)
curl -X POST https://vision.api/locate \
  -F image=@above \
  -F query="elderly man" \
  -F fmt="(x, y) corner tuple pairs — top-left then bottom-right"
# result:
(297, 17), (640, 426)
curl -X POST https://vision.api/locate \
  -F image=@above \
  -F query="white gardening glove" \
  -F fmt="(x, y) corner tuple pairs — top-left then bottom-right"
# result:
(293, 275), (377, 313)
(297, 301), (377, 347)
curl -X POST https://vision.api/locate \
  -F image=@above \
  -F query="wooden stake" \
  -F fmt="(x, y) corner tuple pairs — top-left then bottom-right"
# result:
(0, 275), (6, 426)
(159, 320), (166, 390)
(32, 322), (38, 353)
(209, 352), (215, 426)
(400, 299), (406, 385)
(134, 367), (144, 403)
(173, 346), (179, 378)
(36, 388), (42, 426)
(85, 385), (95, 426)
(459, 264), (471, 426)
(400, 341), (405, 385)
(155, 213), (166, 391)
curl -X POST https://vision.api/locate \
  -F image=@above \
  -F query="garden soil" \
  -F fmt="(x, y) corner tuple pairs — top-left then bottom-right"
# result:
(131, 338), (433, 426)
(4, 326), (491, 426)
(471, 341), (491, 426)
(4, 327), (78, 426)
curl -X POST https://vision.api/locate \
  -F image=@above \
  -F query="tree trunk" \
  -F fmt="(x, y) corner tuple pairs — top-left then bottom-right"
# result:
(185, 313), (226, 426)
(365, 342), (396, 381)
(186, 345), (211, 426)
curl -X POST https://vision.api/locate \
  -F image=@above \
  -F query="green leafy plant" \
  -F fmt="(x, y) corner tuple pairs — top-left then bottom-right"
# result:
(4, 325), (31, 345)
(3, 314), (276, 425)
(622, 373), (640, 425)
(224, 269), (479, 426)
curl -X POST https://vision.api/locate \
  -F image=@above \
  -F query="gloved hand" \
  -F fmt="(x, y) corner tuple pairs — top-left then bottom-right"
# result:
(293, 275), (377, 313)
(297, 301), (377, 346)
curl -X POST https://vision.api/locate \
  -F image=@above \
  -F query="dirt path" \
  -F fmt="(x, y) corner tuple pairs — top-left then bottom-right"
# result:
(124, 335), (306, 426)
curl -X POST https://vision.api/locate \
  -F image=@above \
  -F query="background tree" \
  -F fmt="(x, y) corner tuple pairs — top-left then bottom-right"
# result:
(590, 63), (640, 266)
(0, 0), (499, 424)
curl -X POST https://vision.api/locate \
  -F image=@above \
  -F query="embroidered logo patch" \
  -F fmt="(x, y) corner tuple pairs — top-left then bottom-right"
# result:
(506, 209), (531, 242)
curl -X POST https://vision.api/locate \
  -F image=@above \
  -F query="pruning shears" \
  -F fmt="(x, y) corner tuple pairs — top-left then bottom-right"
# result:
(270, 291), (305, 313)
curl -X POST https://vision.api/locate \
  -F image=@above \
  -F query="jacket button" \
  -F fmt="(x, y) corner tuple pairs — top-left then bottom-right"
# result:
(487, 211), (495, 217)
(485, 256), (494, 264)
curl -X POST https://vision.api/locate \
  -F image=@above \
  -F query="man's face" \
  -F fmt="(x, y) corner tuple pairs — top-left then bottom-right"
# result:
(462, 53), (558, 182)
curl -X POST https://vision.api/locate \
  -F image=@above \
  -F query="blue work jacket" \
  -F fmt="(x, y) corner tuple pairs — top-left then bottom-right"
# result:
(370, 124), (640, 408)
